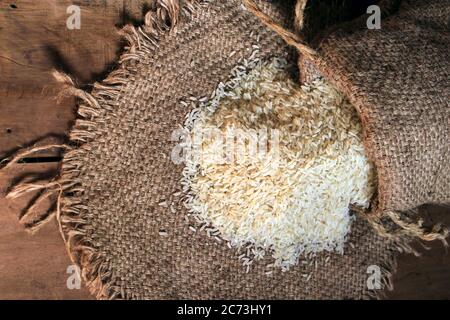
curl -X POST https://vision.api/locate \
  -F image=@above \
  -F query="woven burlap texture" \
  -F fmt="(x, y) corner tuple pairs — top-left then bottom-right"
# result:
(47, 0), (399, 299)
(303, 0), (450, 216)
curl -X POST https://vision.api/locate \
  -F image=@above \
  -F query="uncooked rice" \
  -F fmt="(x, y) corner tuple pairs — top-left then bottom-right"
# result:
(180, 57), (376, 270)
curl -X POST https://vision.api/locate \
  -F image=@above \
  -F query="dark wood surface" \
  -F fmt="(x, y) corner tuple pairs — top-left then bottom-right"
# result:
(0, 0), (449, 300)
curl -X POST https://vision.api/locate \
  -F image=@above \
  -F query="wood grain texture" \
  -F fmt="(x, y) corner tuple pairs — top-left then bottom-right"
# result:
(0, 0), (148, 158)
(0, 0), (122, 88)
(0, 0), (449, 300)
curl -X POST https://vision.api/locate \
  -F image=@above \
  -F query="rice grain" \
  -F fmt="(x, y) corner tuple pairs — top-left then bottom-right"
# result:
(181, 58), (376, 270)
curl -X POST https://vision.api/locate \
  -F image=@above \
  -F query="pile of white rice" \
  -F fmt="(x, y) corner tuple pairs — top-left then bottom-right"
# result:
(180, 58), (376, 270)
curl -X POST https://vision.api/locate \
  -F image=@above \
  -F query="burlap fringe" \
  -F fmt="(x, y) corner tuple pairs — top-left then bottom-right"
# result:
(0, 0), (203, 300)
(1, 0), (447, 299)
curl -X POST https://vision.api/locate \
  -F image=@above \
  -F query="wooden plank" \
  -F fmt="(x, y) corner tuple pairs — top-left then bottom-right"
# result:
(0, 163), (91, 299)
(0, 0), (122, 156)
(0, 0), (148, 157)
(0, 93), (75, 159)
(0, 0), (124, 89)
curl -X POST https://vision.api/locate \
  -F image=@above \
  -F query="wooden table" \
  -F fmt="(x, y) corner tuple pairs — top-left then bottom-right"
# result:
(0, 0), (449, 300)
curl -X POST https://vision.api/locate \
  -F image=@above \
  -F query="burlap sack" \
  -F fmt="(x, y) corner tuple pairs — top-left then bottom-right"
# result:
(246, 0), (449, 239)
(303, 0), (450, 217)
(1, 0), (447, 299)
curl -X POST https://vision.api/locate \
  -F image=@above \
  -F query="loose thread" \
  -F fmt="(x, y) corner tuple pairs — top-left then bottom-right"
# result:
(26, 209), (57, 235)
(242, 0), (316, 60)
(359, 206), (449, 246)
(19, 189), (55, 223)
(0, 144), (68, 172)
(386, 211), (449, 245)
(294, 0), (308, 33)
(7, 181), (60, 199)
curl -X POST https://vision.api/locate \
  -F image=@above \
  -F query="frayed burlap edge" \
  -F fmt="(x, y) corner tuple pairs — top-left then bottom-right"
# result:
(54, 0), (205, 300)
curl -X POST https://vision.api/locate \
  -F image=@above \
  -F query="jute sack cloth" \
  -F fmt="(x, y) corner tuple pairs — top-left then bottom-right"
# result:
(53, 0), (397, 299)
(0, 0), (446, 299)
(308, 0), (450, 218)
